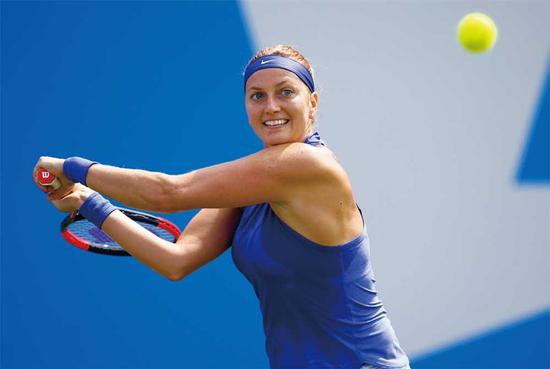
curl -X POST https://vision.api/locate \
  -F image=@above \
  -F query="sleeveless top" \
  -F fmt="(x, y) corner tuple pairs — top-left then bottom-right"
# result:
(231, 132), (410, 369)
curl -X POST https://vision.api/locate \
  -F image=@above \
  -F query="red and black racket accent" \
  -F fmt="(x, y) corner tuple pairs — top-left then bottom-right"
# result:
(61, 208), (181, 256)
(37, 167), (61, 190)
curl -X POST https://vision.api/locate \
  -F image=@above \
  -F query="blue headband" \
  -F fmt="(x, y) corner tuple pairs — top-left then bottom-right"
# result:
(244, 55), (315, 93)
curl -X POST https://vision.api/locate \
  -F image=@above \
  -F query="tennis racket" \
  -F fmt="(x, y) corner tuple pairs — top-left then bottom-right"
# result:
(61, 209), (181, 256)
(37, 167), (61, 190)
(37, 168), (181, 256)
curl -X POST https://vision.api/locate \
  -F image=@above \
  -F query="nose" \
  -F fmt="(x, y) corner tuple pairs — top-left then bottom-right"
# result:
(264, 94), (281, 114)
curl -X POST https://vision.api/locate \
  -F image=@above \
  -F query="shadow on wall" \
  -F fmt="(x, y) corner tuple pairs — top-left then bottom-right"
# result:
(516, 57), (550, 185)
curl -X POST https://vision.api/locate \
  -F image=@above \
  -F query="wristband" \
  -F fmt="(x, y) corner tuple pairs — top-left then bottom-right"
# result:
(63, 157), (98, 185)
(79, 192), (117, 229)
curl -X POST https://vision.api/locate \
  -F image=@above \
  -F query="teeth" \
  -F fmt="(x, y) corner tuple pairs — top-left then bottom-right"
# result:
(264, 119), (288, 126)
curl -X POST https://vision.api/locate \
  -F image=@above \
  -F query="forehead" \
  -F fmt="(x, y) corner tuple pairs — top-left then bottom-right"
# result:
(245, 68), (302, 90)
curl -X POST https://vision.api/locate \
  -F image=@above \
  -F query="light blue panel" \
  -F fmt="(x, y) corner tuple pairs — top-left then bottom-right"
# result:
(1, 1), (268, 368)
(240, 2), (550, 364)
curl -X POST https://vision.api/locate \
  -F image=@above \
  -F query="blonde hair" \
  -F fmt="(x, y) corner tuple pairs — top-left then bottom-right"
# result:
(245, 44), (315, 80)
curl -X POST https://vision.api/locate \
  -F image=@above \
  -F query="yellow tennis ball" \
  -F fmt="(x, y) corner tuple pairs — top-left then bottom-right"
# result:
(457, 12), (498, 53)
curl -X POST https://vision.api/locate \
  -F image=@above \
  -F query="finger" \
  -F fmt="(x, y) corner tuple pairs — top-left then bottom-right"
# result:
(48, 192), (68, 203)
(48, 186), (70, 199)
(47, 189), (63, 200)
(33, 158), (46, 176)
(48, 184), (74, 201)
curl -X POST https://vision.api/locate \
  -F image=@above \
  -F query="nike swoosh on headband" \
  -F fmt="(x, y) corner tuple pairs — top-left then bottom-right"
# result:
(244, 55), (315, 92)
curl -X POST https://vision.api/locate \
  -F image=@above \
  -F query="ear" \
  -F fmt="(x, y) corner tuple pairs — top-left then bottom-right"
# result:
(309, 91), (319, 120)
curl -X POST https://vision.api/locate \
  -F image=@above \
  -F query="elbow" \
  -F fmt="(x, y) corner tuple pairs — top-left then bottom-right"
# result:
(166, 266), (190, 282)
(164, 246), (192, 282)
(167, 274), (183, 282)
(166, 270), (185, 282)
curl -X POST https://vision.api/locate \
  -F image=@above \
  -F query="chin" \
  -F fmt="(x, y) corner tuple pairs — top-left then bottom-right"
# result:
(262, 131), (294, 147)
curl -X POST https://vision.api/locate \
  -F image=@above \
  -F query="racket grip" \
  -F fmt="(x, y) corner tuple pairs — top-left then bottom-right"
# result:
(37, 168), (62, 190)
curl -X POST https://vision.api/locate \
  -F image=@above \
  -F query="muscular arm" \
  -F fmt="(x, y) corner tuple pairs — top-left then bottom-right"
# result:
(86, 165), (172, 212)
(102, 207), (242, 281)
(85, 142), (339, 213)
(174, 207), (242, 278)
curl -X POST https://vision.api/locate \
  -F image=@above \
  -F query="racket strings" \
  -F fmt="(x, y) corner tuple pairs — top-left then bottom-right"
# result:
(67, 219), (177, 250)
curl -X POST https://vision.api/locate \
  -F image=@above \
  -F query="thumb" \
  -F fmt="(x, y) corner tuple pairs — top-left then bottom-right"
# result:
(50, 191), (83, 213)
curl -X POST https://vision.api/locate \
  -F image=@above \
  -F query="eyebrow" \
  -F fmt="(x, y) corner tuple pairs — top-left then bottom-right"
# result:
(247, 79), (296, 91)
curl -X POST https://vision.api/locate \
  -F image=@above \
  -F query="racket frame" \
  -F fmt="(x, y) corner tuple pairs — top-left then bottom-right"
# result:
(60, 208), (181, 256)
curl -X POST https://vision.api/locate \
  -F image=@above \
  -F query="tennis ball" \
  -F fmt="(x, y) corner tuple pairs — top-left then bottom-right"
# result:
(457, 12), (498, 53)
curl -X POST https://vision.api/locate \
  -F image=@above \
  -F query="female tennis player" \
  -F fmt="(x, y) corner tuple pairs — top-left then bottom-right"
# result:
(33, 45), (410, 369)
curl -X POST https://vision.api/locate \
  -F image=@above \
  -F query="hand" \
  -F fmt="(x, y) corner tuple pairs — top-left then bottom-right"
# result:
(33, 156), (74, 197)
(49, 183), (95, 213)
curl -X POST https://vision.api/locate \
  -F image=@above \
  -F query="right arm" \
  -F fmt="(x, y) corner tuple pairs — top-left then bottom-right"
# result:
(41, 179), (242, 281)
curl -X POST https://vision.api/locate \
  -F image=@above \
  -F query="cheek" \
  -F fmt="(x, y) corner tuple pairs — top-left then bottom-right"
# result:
(290, 100), (309, 122)
(245, 104), (259, 121)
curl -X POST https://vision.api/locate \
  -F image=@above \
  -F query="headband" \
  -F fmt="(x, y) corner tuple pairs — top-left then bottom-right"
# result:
(243, 55), (315, 93)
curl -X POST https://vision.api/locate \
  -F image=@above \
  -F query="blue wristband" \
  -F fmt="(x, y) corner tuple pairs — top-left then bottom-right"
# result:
(63, 157), (98, 185)
(79, 192), (117, 229)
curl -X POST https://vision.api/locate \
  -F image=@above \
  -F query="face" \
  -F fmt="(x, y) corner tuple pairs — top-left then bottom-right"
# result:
(245, 68), (318, 148)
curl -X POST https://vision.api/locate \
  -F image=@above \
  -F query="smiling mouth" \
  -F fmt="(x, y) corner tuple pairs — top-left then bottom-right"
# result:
(263, 119), (289, 127)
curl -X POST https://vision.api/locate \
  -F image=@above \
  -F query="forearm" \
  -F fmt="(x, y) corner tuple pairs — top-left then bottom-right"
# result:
(87, 164), (172, 212)
(101, 210), (185, 280)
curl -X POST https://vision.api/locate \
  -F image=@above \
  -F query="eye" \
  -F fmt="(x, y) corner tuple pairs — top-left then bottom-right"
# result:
(250, 92), (264, 101)
(281, 88), (295, 97)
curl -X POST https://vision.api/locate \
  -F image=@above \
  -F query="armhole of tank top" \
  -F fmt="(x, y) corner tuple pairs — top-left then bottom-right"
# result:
(356, 204), (366, 229)
(268, 204), (366, 251)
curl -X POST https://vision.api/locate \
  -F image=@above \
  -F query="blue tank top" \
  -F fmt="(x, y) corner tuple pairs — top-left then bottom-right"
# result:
(231, 132), (409, 369)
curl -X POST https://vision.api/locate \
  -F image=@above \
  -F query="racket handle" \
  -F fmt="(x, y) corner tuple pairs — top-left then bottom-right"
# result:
(37, 167), (62, 190)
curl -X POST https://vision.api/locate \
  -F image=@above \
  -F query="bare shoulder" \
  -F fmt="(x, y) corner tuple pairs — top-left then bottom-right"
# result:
(264, 142), (347, 186)
(269, 143), (363, 246)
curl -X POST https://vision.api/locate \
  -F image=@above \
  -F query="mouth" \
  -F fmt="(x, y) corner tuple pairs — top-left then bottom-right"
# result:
(263, 119), (289, 127)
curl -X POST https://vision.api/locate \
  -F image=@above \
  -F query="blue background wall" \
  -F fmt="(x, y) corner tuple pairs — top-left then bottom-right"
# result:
(2, 1), (549, 368)
(2, 2), (268, 368)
